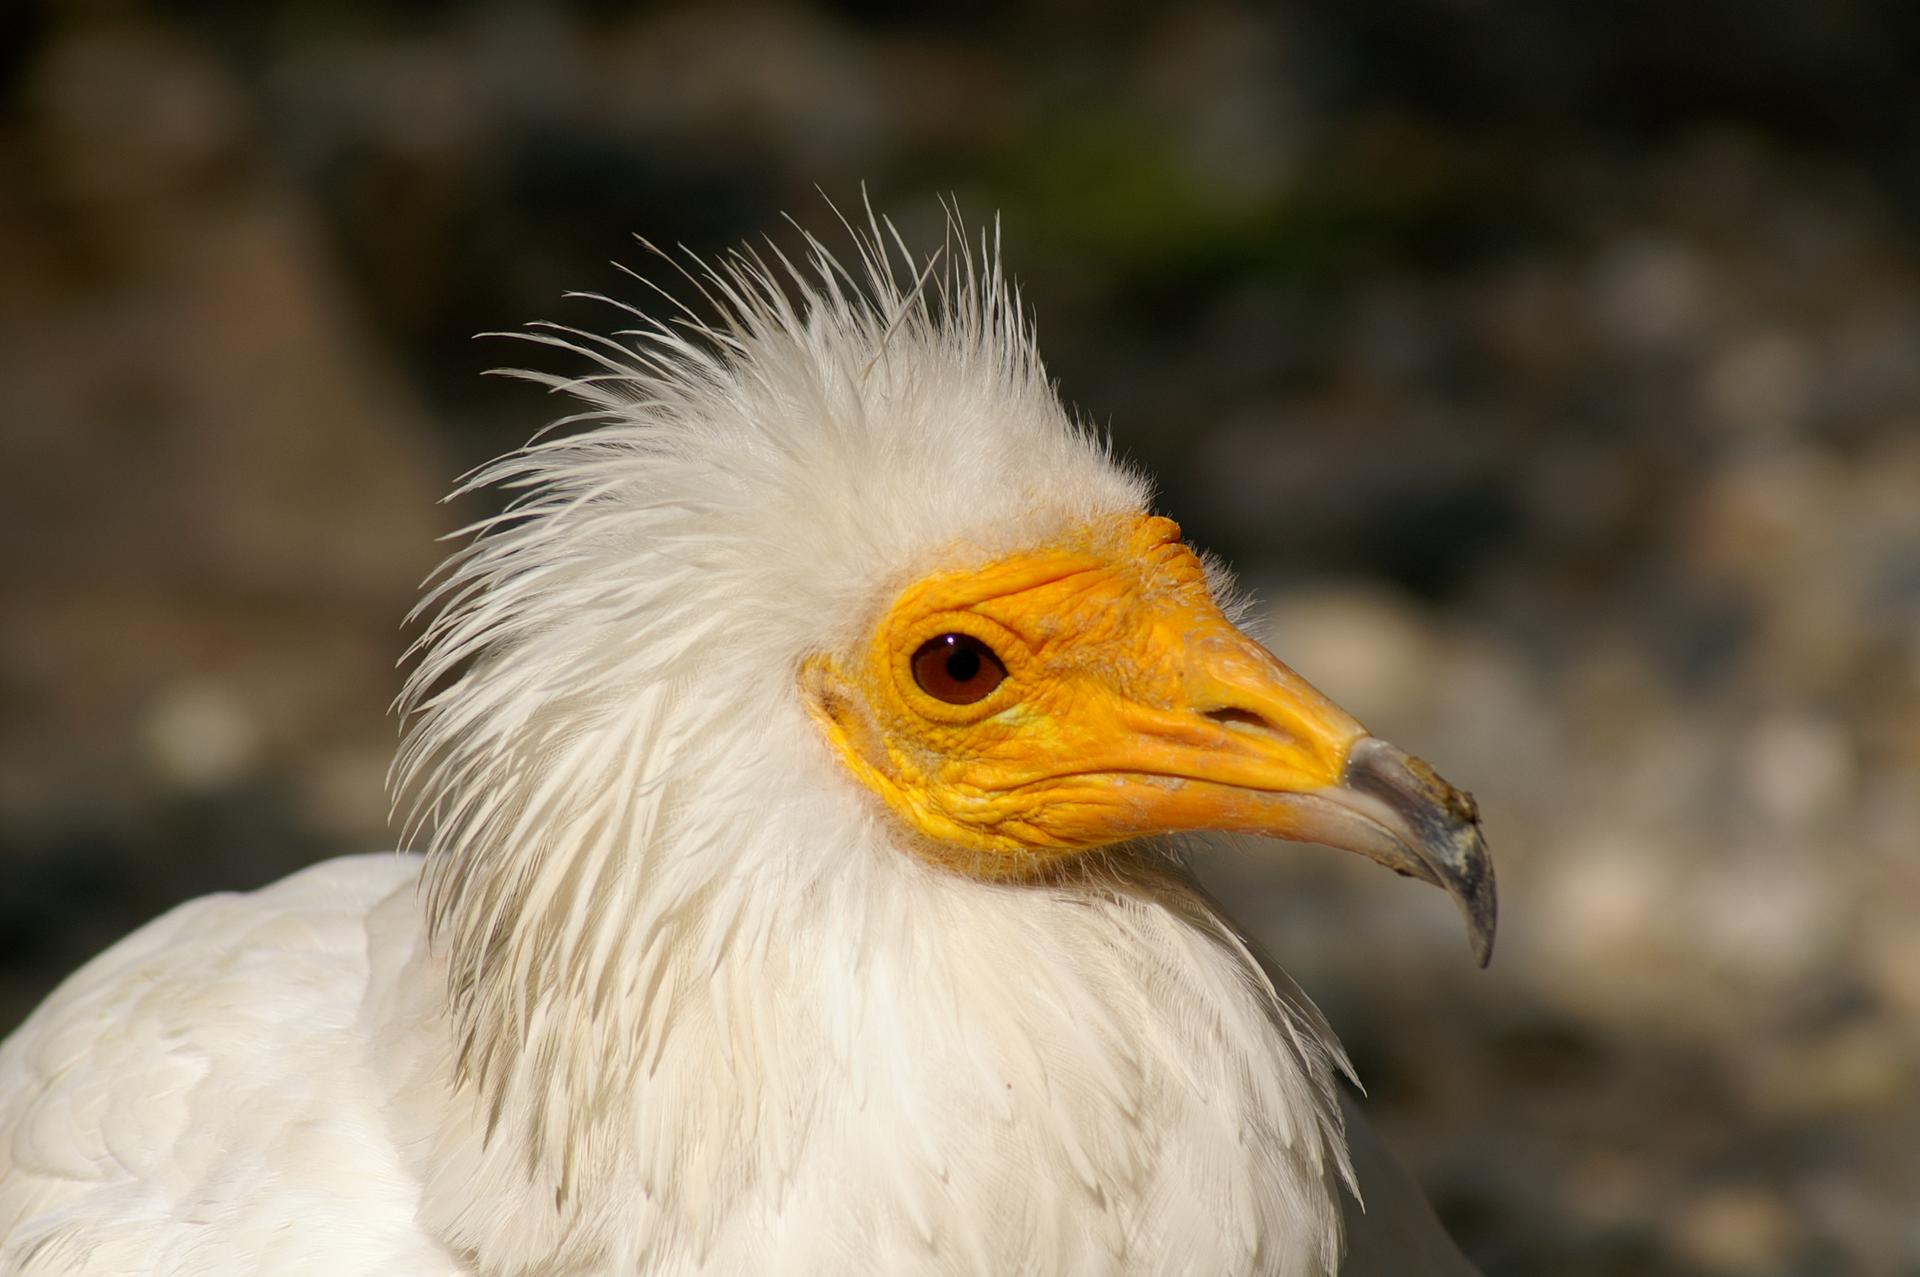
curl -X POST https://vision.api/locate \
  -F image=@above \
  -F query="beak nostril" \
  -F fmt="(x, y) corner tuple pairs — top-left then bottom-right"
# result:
(1203, 706), (1277, 734)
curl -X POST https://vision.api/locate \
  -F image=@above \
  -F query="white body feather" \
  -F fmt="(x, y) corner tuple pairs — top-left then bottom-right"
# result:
(0, 847), (1347, 1276)
(0, 221), (1430, 1275)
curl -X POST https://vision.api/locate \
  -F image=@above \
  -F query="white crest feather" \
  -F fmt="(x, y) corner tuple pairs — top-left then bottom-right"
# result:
(388, 207), (1354, 1275)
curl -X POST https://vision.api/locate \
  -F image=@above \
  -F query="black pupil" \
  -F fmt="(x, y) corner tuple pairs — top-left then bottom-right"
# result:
(912, 632), (1005, 704)
(945, 643), (981, 683)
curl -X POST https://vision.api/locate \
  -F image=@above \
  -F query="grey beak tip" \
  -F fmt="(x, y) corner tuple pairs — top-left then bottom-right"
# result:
(1451, 821), (1498, 968)
(1345, 736), (1499, 969)
(1449, 820), (1498, 967)
(1468, 864), (1498, 968)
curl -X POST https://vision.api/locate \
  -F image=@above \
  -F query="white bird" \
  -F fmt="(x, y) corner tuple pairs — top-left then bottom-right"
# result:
(0, 215), (1494, 1276)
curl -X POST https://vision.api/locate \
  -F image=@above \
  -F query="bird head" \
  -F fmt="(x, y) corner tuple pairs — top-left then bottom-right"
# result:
(389, 215), (1495, 1268)
(396, 215), (1495, 1114)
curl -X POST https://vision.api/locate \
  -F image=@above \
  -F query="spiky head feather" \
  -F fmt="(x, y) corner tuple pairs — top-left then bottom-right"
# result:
(390, 211), (1350, 1276)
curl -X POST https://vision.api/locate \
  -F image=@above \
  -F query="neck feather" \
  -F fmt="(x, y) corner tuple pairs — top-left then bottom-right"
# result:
(403, 715), (1354, 1274)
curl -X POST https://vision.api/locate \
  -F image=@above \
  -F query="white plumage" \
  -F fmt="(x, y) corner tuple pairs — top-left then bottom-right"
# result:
(0, 217), (1485, 1275)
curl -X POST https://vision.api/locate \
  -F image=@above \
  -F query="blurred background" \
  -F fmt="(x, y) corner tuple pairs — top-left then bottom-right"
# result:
(2, 2), (1917, 1273)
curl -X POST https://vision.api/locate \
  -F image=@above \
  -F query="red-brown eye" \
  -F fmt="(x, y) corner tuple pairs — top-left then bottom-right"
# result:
(911, 633), (1008, 705)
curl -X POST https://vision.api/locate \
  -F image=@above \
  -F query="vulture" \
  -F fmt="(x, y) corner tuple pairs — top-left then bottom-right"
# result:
(0, 216), (1495, 1276)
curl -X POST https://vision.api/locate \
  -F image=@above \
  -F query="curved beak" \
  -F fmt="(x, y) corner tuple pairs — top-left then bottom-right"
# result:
(1276, 735), (1497, 966)
(1188, 623), (1497, 965)
(1046, 615), (1499, 966)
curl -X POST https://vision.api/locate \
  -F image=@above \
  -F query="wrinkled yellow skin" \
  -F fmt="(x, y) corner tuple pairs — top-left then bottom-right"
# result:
(803, 515), (1368, 878)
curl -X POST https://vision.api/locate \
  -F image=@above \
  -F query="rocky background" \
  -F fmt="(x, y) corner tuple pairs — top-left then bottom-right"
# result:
(2, 3), (1917, 1273)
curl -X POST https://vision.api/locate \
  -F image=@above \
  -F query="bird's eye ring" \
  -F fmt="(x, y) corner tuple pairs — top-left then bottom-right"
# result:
(911, 633), (1007, 705)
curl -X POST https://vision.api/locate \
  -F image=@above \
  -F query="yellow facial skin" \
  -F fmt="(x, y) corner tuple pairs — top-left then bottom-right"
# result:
(804, 512), (1498, 961)
(804, 515), (1370, 874)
